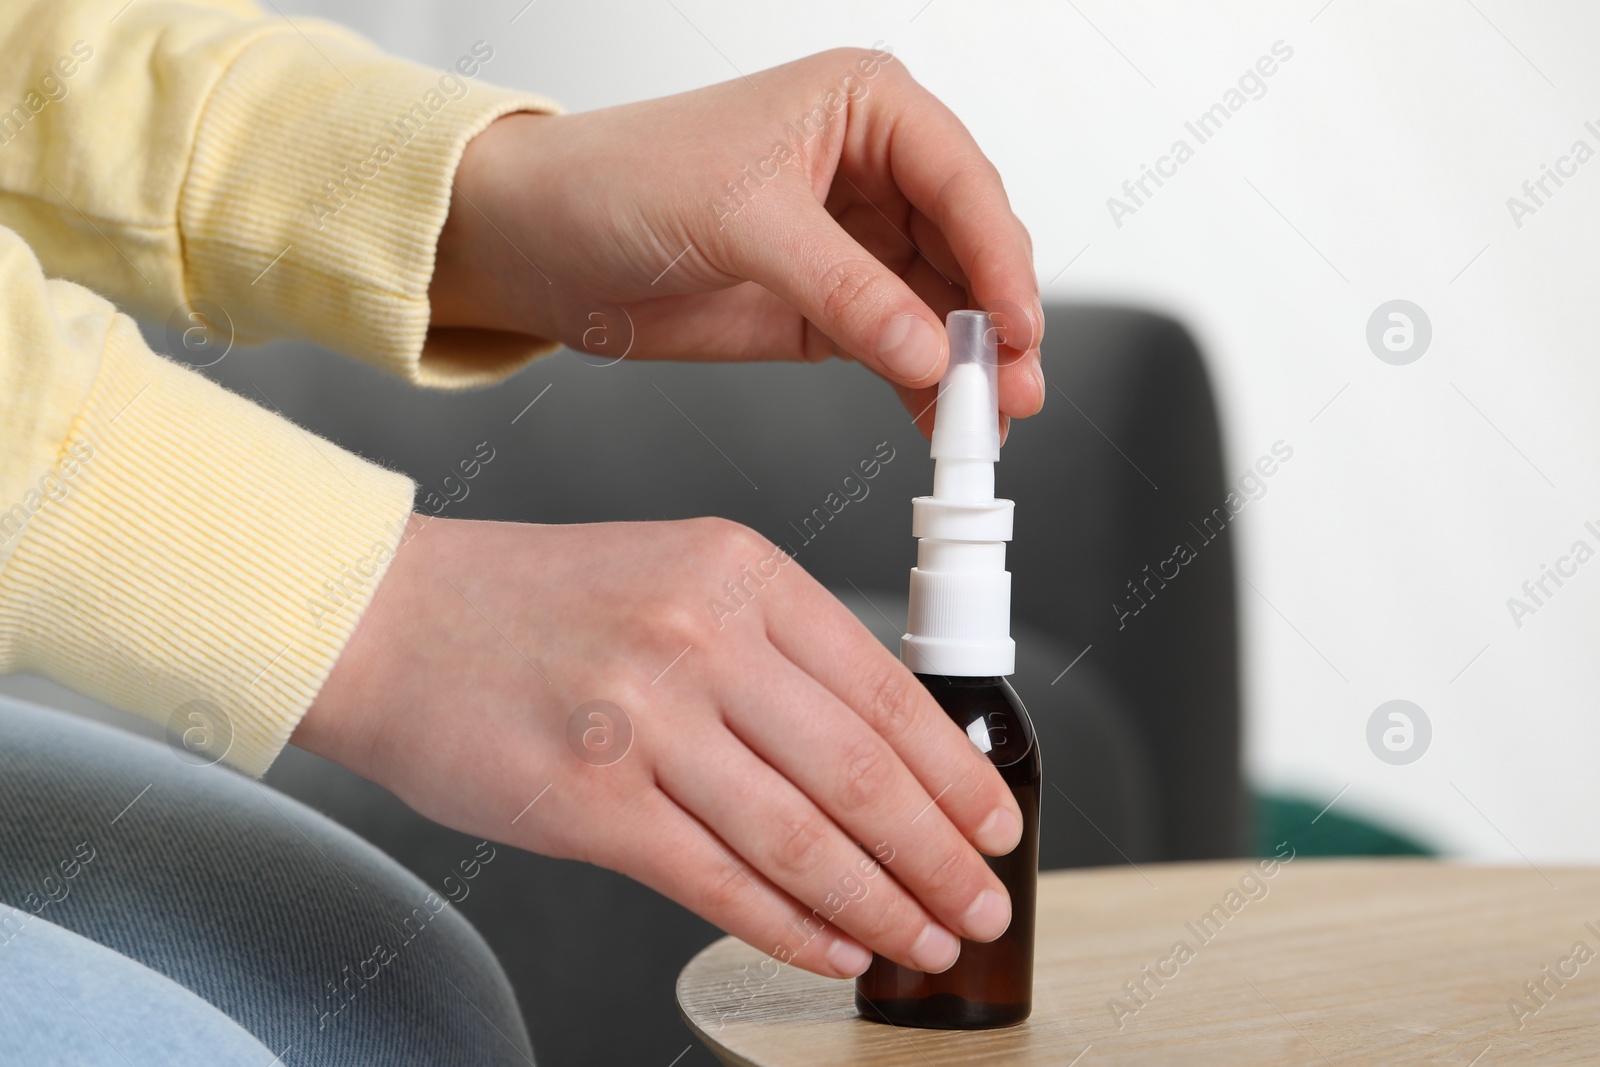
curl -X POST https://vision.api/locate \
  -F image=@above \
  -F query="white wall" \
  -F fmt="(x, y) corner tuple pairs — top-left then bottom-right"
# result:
(281, 0), (1600, 862)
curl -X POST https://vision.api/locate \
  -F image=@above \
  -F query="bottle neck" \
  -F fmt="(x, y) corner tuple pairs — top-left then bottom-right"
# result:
(913, 672), (1005, 686)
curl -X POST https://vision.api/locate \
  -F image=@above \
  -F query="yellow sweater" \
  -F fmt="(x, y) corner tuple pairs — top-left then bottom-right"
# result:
(0, 0), (558, 774)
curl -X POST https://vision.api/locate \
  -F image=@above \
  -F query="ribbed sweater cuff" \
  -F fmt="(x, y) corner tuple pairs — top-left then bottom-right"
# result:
(0, 317), (417, 776)
(180, 27), (562, 387)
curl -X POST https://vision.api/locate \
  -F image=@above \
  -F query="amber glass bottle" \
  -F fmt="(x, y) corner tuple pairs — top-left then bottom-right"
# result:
(855, 673), (1040, 1029)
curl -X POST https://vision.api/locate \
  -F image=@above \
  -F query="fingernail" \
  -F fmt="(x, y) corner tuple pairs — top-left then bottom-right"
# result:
(962, 888), (1012, 942)
(876, 314), (942, 384)
(1031, 360), (1046, 405)
(910, 923), (960, 973)
(826, 938), (872, 977)
(974, 807), (1022, 855)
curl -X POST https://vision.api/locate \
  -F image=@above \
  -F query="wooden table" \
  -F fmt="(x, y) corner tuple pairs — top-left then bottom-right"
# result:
(677, 859), (1600, 1065)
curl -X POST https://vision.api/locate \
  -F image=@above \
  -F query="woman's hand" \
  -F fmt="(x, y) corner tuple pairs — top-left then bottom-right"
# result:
(296, 515), (1024, 978)
(428, 48), (1044, 436)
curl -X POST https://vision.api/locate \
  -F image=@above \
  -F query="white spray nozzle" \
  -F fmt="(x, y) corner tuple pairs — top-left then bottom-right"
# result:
(902, 309), (1017, 678)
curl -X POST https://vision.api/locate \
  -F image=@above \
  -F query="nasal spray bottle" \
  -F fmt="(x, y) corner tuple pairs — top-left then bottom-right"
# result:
(856, 310), (1040, 1029)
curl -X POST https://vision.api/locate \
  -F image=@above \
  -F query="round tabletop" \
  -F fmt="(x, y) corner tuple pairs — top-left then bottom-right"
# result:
(677, 859), (1600, 1065)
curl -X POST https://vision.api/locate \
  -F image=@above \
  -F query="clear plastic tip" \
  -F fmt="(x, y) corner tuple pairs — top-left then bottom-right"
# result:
(931, 310), (1001, 464)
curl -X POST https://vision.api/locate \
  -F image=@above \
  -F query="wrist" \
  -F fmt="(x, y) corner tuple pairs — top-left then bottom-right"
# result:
(294, 512), (435, 775)
(429, 112), (563, 339)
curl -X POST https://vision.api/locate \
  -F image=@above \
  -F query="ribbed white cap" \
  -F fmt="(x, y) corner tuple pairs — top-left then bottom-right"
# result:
(902, 311), (1016, 677)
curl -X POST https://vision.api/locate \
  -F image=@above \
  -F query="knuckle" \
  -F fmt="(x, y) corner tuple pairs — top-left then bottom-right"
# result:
(812, 46), (895, 83)
(864, 664), (921, 738)
(637, 594), (709, 646)
(696, 515), (770, 562)
(836, 738), (894, 814)
(819, 259), (890, 329)
(818, 45), (871, 66)
(850, 899), (911, 954)
(934, 162), (1002, 221)
(959, 754), (1007, 806)
(869, 48), (909, 83)
(770, 813), (830, 880)
(854, 882), (930, 954)
(701, 860), (756, 917)
(925, 843), (972, 893)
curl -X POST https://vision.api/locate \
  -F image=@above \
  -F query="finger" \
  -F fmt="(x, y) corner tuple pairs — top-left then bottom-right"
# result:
(722, 648), (1013, 945)
(996, 354), (1045, 421)
(826, 184), (971, 298)
(763, 573), (1024, 859)
(723, 194), (948, 391)
(855, 68), (1044, 354)
(657, 726), (966, 973)
(829, 177), (1040, 420)
(907, 209), (1044, 419)
(623, 789), (876, 979)
(826, 183), (1046, 421)
(609, 277), (1040, 416)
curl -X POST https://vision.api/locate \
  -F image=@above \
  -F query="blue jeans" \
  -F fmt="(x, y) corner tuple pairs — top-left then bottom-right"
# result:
(0, 696), (535, 1065)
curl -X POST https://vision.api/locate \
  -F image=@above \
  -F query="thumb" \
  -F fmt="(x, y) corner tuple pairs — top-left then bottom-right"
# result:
(727, 199), (947, 388)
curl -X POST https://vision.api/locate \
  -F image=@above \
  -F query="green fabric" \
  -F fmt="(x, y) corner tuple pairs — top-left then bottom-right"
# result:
(1252, 792), (1433, 857)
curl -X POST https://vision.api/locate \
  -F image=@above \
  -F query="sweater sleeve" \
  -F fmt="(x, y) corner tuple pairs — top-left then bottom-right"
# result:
(0, 1), (566, 776)
(0, 226), (416, 775)
(0, 0), (562, 386)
